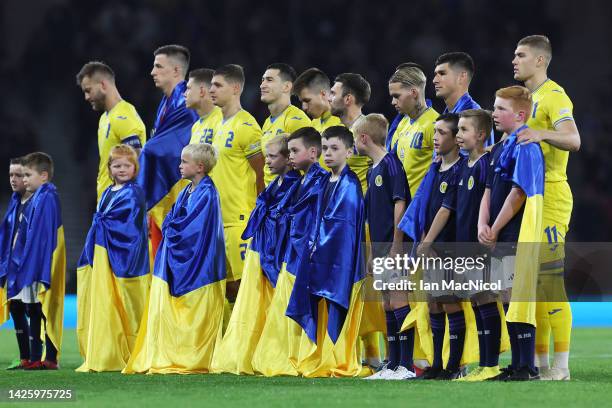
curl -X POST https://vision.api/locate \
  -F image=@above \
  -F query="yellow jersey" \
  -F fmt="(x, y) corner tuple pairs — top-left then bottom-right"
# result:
(188, 106), (223, 145)
(210, 109), (262, 226)
(312, 110), (342, 133)
(396, 107), (439, 197)
(97, 100), (146, 201)
(261, 105), (311, 185)
(389, 115), (410, 155)
(527, 79), (575, 183)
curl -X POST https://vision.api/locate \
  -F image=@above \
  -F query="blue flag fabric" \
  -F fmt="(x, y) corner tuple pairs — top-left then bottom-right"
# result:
(137, 81), (198, 211)
(0, 192), (20, 284)
(444, 92), (495, 147)
(154, 176), (226, 297)
(286, 166), (366, 343)
(78, 182), (149, 279)
(4, 183), (62, 298)
(242, 170), (300, 287)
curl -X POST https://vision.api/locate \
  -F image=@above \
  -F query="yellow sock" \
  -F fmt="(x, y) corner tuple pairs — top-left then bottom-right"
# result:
(362, 332), (382, 365)
(535, 301), (551, 368)
(540, 269), (572, 367)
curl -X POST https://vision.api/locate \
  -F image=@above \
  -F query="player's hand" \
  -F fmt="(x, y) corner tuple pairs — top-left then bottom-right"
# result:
(417, 241), (434, 258)
(478, 224), (494, 247)
(517, 127), (544, 145)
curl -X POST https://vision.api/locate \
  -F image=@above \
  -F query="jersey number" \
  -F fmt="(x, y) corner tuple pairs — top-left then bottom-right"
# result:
(544, 225), (559, 251)
(200, 129), (214, 144)
(225, 131), (235, 148)
(239, 243), (248, 261)
(532, 102), (539, 118)
(410, 132), (423, 149)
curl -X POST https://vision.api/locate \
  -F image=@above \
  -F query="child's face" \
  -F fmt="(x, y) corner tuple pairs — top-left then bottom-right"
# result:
(433, 120), (458, 156)
(322, 136), (352, 171)
(288, 138), (316, 171)
(457, 117), (483, 151)
(492, 97), (521, 133)
(22, 166), (47, 193)
(9, 164), (26, 194)
(110, 157), (136, 185)
(265, 143), (289, 175)
(353, 128), (368, 156)
(179, 152), (202, 180)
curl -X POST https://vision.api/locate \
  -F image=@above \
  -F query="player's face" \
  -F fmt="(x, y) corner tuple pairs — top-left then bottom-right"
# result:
(298, 88), (328, 119)
(492, 97), (519, 133)
(209, 75), (233, 108)
(9, 164), (26, 193)
(80, 75), (106, 111)
(322, 137), (352, 171)
(260, 69), (286, 104)
(288, 138), (315, 171)
(184, 77), (202, 109)
(151, 54), (175, 90)
(388, 82), (415, 115)
(457, 117), (482, 151)
(328, 82), (346, 117)
(22, 166), (47, 193)
(433, 63), (459, 100)
(433, 120), (457, 156)
(265, 143), (290, 175)
(512, 45), (538, 81)
(109, 157), (136, 185)
(179, 152), (201, 180)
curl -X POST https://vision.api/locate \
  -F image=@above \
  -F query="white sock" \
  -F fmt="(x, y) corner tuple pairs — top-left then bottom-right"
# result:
(553, 352), (569, 369)
(535, 353), (549, 369)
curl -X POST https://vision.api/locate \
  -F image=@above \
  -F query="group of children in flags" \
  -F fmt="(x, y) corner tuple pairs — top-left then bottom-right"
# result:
(0, 34), (578, 382)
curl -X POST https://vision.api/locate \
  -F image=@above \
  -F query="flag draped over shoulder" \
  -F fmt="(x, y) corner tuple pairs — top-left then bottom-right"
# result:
(499, 126), (545, 326)
(398, 161), (440, 243)
(76, 182), (150, 372)
(0, 192), (20, 324)
(137, 81), (198, 229)
(287, 166), (366, 344)
(242, 170), (300, 287)
(124, 176), (226, 374)
(4, 183), (65, 356)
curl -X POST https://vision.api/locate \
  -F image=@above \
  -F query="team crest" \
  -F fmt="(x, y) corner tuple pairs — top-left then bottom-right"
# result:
(375, 175), (383, 187)
(440, 181), (448, 193)
(468, 176), (475, 190)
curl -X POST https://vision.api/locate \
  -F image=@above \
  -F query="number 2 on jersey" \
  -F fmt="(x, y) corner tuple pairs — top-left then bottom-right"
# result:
(225, 131), (235, 148)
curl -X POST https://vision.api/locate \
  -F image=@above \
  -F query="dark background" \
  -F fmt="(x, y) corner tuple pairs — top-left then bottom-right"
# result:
(1, 0), (611, 291)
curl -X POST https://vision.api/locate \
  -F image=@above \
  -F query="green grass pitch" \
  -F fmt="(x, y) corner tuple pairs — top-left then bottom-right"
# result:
(0, 328), (611, 407)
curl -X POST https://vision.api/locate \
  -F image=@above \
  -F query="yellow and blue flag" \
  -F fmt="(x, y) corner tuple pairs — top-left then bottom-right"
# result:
(137, 81), (198, 231)
(76, 182), (150, 372)
(499, 126), (545, 326)
(212, 170), (300, 375)
(2, 183), (65, 358)
(123, 176), (226, 374)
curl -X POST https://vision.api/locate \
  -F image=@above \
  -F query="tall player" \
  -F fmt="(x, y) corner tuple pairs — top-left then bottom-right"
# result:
(260, 63), (311, 185)
(293, 68), (342, 134)
(328, 73), (373, 192)
(185, 68), (223, 145)
(76, 61), (146, 202)
(432, 52), (495, 146)
(209, 64), (264, 309)
(389, 66), (439, 196)
(513, 35), (581, 381)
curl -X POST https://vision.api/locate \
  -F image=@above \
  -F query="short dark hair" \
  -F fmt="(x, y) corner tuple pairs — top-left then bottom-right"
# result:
(266, 63), (297, 82)
(293, 68), (331, 95)
(334, 73), (371, 106)
(517, 35), (552, 64)
(287, 127), (322, 154)
(9, 157), (23, 165)
(459, 109), (493, 139)
(188, 68), (215, 88)
(154, 44), (190, 74)
(213, 64), (245, 86)
(435, 113), (460, 136)
(22, 152), (54, 180)
(322, 126), (354, 149)
(435, 52), (475, 80)
(76, 61), (115, 86)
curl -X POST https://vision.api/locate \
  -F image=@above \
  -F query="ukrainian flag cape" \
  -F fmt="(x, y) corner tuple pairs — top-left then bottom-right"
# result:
(124, 176), (226, 374)
(212, 171), (300, 375)
(0, 192), (20, 324)
(137, 81), (198, 230)
(251, 163), (327, 376)
(76, 182), (150, 372)
(286, 166), (366, 377)
(3, 183), (65, 357)
(500, 126), (545, 326)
